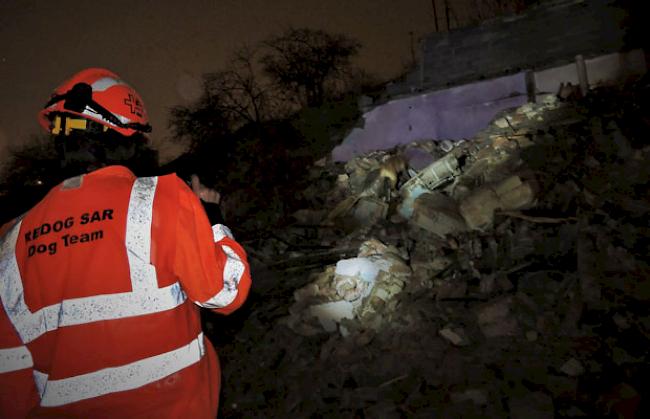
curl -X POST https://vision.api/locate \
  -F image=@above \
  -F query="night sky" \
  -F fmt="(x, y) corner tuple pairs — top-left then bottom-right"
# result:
(0, 0), (437, 163)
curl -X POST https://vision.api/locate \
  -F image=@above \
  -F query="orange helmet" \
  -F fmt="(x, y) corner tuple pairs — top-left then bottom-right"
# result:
(39, 68), (152, 137)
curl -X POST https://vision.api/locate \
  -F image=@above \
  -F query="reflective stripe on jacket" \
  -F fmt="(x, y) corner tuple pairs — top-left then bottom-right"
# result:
(0, 165), (251, 418)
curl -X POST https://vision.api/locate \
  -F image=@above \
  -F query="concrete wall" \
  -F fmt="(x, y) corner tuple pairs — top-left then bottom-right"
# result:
(332, 49), (646, 162)
(331, 0), (646, 163)
(535, 49), (646, 94)
(387, 0), (632, 97)
(332, 73), (528, 162)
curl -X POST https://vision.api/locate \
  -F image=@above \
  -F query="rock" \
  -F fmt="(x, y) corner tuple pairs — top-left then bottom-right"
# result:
(495, 176), (536, 210)
(410, 192), (467, 238)
(459, 176), (536, 230)
(560, 358), (585, 377)
(308, 300), (355, 332)
(439, 325), (470, 346)
(459, 187), (501, 230)
(494, 117), (511, 129)
(435, 279), (468, 300)
(476, 296), (520, 337)
(477, 295), (511, 324)
(450, 388), (488, 405)
(612, 312), (631, 330)
(351, 197), (388, 225)
(479, 317), (520, 338)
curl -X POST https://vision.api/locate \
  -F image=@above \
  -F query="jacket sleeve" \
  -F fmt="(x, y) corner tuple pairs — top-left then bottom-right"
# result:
(172, 178), (251, 315)
(0, 221), (40, 417)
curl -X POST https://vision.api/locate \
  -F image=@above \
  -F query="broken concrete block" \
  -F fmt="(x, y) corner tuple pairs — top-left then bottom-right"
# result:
(477, 296), (513, 324)
(459, 187), (501, 230)
(439, 325), (470, 346)
(494, 175), (524, 196)
(560, 358), (585, 377)
(494, 116), (511, 129)
(450, 388), (488, 405)
(410, 192), (467, 238)
(612, 313), (631, 330)
(334, 257), (379, 301)
(495, 175), (536, 210)
(459, 176), (536, 230)
(476, 296), (520, 337)
(335, 257), (380, 283)
(526, 330), (539, 342)
(479, 317), (520, 338)
(308, 300), (355, 332)
(286, 238), (411, 335)
(352, 197), (388, 225)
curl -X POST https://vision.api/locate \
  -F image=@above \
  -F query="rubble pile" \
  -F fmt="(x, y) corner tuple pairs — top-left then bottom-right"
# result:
(210, 80), (650, 418)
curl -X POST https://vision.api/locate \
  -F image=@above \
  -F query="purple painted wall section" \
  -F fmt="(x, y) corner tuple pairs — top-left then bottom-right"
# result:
(331, 73), (528, 162)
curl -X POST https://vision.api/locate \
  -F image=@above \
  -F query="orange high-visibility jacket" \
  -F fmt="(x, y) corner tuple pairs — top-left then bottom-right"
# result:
(0, 166), (251, 418)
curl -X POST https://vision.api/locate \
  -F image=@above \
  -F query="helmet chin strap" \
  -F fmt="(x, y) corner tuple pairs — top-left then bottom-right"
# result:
(44, 82), (152, 133)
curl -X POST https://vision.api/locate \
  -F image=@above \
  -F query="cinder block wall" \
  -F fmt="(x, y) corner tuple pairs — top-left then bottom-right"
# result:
(388, 0), (631, 97)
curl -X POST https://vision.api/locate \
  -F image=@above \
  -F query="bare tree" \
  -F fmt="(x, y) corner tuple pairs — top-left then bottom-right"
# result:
(203, 45), (278, 128)
(261, 27), (361, 108)
(169, 46), (275, 149)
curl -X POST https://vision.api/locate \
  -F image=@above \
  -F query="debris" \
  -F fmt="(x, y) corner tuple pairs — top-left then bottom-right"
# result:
(398, 153), (460, 218)
(410, 192), (467, 238)
(476, 296), (520, 338)
(560, 358), (585, 377)
(214, 81), (650, 417)
(284, 238), (411, 335)
(612, 313), (631, 330)
(459, 175), (537, 230)
(450, 388), (488, 405)
(439, 325), (470, 346)
(308, 301), (355, 332)
(526, 330), (538, 342)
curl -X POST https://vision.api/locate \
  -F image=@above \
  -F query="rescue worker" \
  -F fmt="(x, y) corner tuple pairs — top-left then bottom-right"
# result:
(0, 68), (252, 418)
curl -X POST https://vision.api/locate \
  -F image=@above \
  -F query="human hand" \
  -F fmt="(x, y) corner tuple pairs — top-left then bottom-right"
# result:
(190, 174), (221, 204)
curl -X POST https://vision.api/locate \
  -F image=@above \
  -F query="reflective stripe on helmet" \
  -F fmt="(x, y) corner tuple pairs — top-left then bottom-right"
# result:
(0, 177), (187, 345)
(33, 332), (205, 406)
(81, 106), (132, 126)
(91, 77), (122, 92)
(0, 345), (33, 373)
